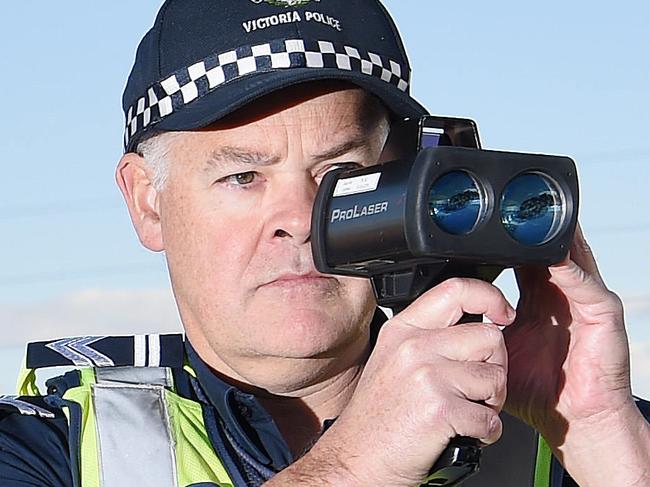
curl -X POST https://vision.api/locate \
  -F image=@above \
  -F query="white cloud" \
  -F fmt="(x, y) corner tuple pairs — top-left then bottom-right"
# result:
(0, 288), (182, 347)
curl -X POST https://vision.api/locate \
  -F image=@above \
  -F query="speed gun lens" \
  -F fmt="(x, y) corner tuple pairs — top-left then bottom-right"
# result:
(500, 173), (564, 246)
(428, 171), (482, 235)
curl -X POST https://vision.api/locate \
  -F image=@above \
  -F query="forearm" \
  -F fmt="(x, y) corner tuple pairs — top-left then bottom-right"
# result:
(262, 442), (366, 487)
(554, 402), (650, 487)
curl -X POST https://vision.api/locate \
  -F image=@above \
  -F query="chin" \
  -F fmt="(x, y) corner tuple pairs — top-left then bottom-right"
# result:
(243, 306), (366, 359)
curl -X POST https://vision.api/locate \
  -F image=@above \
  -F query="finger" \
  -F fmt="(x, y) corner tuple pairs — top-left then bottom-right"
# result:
(393, 278), (516, 331)
(514, 224), (604, 298)
(442, 360), (507, 408)
(442, 399), (503, 446)
(564, 223), (605, 285)
(547, 258), (621, 311)
(431, 323), (508, 368)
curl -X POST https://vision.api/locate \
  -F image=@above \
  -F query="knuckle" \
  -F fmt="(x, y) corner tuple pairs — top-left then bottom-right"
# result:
(396, 338), (421, 367)
(421, 396), (451, 428)
(375, 321), (396, 342)
(606, 290), (624, 314)
(411, 366), (438, 391)
(491, 366), (508, 405)
(493, 364), (507, 390)
(470, 363), (506, 405)
(438, 277), (467, 298)
(449, 405), (501, 443)
(480, 323), (504, 346)
(479, 362), (506, 388)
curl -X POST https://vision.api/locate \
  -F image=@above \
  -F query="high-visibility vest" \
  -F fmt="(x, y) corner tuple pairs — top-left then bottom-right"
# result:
(16, 333), (234, 487)
(11, 333), (556, 487)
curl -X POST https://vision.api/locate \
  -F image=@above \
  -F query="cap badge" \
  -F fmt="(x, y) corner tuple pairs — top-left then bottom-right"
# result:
(250, 0), (320, 7)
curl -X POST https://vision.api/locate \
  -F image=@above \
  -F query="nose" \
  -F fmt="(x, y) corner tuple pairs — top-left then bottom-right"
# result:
(266, 174), (317, 245)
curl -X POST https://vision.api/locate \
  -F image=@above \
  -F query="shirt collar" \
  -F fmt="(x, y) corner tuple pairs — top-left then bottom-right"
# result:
(185, 342), (293, 470)
(184, 308), (388, 470)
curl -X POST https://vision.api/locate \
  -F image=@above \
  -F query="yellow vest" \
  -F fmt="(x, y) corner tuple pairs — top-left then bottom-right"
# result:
(18, 334), (235, 487)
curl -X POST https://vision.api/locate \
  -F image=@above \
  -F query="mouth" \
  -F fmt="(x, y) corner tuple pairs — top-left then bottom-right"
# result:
(260, 271), (338, 290)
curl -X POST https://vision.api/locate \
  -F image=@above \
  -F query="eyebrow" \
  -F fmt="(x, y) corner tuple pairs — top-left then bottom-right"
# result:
(311, 137), (373, 163)
(204, 146), (281, 170)
(204, 135), (376, 171)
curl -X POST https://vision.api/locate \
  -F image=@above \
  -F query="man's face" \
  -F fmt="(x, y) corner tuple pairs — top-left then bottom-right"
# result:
(156, 84), (389, 376)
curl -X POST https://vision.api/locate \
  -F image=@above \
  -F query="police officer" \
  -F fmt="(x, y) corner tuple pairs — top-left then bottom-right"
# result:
(1, 1), (648, 486)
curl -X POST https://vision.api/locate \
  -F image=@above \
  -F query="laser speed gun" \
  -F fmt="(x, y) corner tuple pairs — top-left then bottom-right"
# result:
(310, 115), (579, 485)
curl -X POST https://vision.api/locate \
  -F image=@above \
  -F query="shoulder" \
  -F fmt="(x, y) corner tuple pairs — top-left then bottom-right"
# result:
(0, 333), (187, 487)
(0, 396), (71, 486)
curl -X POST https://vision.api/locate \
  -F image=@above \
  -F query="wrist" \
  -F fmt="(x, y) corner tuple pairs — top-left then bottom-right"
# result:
(269, 428), (425, 487)
(552, 401), (650, 486)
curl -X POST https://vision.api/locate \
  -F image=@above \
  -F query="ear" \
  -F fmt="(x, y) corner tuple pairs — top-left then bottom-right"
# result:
(115, 153), (164, 252)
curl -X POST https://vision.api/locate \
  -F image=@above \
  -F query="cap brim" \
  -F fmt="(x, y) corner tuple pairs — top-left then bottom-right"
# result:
(133, 68), (427, 149)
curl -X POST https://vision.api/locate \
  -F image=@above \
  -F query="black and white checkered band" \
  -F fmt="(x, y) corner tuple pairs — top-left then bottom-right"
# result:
(124, 38), (410, 150)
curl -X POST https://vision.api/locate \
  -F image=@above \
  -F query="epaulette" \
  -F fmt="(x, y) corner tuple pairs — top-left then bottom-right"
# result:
(0, 395), (57, 419)
(26, 334), (185, 369)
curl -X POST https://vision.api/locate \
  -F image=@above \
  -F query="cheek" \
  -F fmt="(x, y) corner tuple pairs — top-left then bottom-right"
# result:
(338, 275), (376, 313)
(160, 190), (263, 296)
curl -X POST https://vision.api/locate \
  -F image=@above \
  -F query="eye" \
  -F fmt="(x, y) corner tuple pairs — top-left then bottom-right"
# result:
(220, 171), (258, 186)
(315, 162), (362, 183)
(331, 162), (362, 172)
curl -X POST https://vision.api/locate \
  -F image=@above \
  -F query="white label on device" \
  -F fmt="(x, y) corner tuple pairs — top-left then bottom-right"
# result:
(333, 173), (381, 197)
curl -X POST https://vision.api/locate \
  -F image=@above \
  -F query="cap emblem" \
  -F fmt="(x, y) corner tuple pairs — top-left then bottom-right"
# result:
(250, 0), (319, 7)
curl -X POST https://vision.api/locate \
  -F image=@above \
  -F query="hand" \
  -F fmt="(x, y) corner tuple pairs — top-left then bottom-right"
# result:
(310, 278), (515, 486)
(503, 224), (633, 446)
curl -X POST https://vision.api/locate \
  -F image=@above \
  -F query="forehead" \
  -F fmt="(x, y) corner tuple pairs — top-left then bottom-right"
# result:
(171, 83), (388, 155)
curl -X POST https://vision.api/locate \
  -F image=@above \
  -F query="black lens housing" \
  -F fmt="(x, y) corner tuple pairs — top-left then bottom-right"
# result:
(312, 146), (578, 279)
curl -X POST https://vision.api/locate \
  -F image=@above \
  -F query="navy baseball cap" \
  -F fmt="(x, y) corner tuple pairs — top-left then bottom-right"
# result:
(122, 0), (428, 152)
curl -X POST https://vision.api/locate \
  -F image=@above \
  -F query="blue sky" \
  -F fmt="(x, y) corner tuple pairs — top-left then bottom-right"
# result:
(1, 1), (648, 395)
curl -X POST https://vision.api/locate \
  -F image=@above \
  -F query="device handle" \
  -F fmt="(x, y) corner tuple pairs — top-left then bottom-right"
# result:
(420, 436), (481, 486)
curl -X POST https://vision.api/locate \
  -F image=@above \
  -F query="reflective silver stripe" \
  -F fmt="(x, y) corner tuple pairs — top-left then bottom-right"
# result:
(95, 367), (173, 388)
(45, 336), (114, 367)
(147, 334), (161, 367)
(0, 395), (55, 418)
(93, 383), (178, 487)
(134, 334), (146, 367)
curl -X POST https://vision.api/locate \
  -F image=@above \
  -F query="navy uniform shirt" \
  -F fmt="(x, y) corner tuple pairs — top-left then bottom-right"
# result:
(1, 335), (649, 486)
